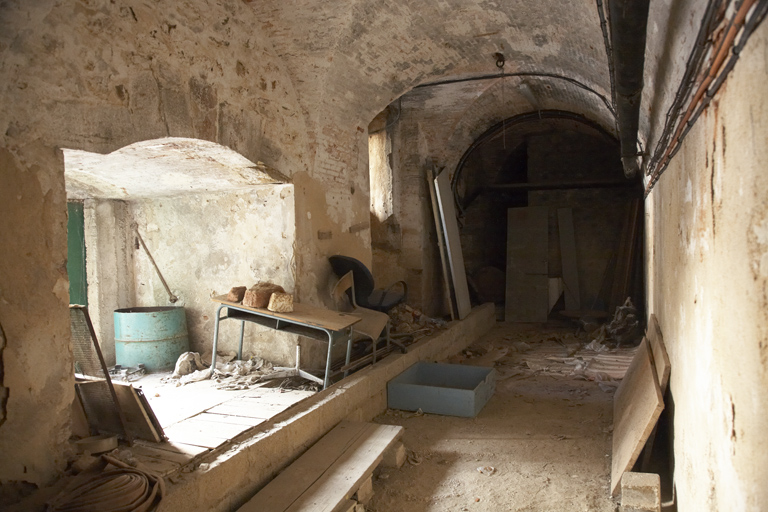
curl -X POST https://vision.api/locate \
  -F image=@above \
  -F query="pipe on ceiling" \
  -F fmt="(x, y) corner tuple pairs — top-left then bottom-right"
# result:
(609, 0), (651, 178)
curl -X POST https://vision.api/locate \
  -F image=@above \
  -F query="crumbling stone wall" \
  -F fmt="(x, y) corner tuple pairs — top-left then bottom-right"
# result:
(0, 0), (309, 488)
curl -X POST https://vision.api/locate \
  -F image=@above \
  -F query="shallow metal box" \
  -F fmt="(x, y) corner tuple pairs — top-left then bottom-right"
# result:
(387, 362), (496, 418)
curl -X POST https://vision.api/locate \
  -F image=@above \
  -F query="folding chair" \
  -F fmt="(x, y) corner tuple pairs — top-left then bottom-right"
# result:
(331, 271), (392, 374)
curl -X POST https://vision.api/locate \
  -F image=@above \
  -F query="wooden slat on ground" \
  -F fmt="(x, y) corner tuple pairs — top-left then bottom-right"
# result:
(143, 439), (210, 458)
(611, 338), (664, 495)
(132, 456), (181, 477)
(239, 421), (403, 512)
(130, 444), (195, 465)
(129, 439), (210, 476)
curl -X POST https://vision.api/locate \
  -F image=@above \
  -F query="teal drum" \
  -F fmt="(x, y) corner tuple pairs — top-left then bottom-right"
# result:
(114, 306), (189, 372)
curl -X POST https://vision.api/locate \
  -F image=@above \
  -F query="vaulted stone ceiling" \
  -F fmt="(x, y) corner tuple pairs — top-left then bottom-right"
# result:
(248, 0), (614, 138)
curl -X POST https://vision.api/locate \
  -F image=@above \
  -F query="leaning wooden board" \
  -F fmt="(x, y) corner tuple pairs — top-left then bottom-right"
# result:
(239, 421), (403, 512)
(557, 208), (581, 311)
(646, 314), (671, 392)
(506, 206), (549, 322)
(434, 170), (472, 320)
(611, 338), (664, 496)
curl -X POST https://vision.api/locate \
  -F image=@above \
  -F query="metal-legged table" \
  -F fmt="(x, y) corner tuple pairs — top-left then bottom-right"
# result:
(210, 296), (361, 389)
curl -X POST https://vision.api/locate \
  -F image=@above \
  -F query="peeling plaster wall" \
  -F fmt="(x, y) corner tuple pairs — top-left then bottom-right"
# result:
(0, 0), (309, 488)
(84, 187), (297, 366)
(0, 146), (73, 489)
(129, 187), (297, 365)
(645, 19), (768, 512)
(84, 199), (134, 366)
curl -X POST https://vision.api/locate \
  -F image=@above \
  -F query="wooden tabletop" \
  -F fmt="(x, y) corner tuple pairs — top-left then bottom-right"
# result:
(212, 296), (360, 332)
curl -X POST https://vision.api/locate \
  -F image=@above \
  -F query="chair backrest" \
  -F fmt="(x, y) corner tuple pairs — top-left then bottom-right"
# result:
(331, 271), (357, 308)
(328, 255), (375, 307)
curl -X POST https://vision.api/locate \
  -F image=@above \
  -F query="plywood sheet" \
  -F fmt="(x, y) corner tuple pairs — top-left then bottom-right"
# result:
(240, 422), (402, 512)
(434, 171), (471, 320)
(506, 207), (549, 322)
(557, 208), (581, 310)
(426, 167), (456, 320)
(646, 314), (670, 392)
(135, 439), (209, 457)
(611, 338), (664, 495)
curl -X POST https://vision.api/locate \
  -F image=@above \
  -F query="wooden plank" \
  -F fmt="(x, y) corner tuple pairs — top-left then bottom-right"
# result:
(240, 422), (370, 511)
(611, 338), (664, 495)
(609, 199), (641, 312)
(426, 166), (456, 320)
(239, 422), (402, 512)
(506, 207), (549, 322)
(111, 382), (164, 442)
(129, 444), (196, 465)
(557, 208), (581, 310)
(132, 455), (181, 476)
(134, 439), (210, 458)
(639, 314), (671, 471)
(434, 170), (472, 320)
(212, 298), (360, 332)
(646, 314), (671, 392)
(286, 424), (401, 512)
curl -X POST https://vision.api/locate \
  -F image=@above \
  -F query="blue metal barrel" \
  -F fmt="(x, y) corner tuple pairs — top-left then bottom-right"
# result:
(114, 306), (189, 372)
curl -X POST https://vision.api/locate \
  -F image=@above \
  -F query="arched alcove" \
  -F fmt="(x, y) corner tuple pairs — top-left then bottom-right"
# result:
(63, 138), (296, 366)
(454, 113), (644, 316)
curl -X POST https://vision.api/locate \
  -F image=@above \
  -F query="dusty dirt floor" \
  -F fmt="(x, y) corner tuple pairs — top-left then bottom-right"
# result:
(369, 323), (628, 512)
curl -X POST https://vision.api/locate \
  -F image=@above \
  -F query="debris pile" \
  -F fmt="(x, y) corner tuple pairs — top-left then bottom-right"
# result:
(586, 297), (641, 348)
(166, 351), (295, 390)
(389, 304), (447, 341)
(449, 328), (637, 387)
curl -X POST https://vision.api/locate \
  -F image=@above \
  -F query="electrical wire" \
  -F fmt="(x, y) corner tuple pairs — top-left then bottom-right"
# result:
(645, 0), (767, 194)
(596, 0), (618, 115)
(415, 72), (616, 118)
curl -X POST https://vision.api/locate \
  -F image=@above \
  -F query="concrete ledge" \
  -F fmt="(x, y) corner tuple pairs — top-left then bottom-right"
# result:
(158, 303), (496, 512)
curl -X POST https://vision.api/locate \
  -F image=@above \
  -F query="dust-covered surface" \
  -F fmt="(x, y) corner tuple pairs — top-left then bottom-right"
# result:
(370, 324), (623, 511)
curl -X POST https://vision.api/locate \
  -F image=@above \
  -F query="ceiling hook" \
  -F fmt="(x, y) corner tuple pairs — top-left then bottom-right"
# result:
(494, 52), (505, 69)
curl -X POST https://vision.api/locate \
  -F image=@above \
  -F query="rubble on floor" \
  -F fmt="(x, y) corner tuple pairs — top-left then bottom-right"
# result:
(389, 303), (448, 341)
(165, 351), (299, 390)
(447, 326), (637, 389)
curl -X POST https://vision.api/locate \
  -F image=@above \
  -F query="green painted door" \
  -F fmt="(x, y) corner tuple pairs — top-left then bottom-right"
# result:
(67, 202), (88, 305)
